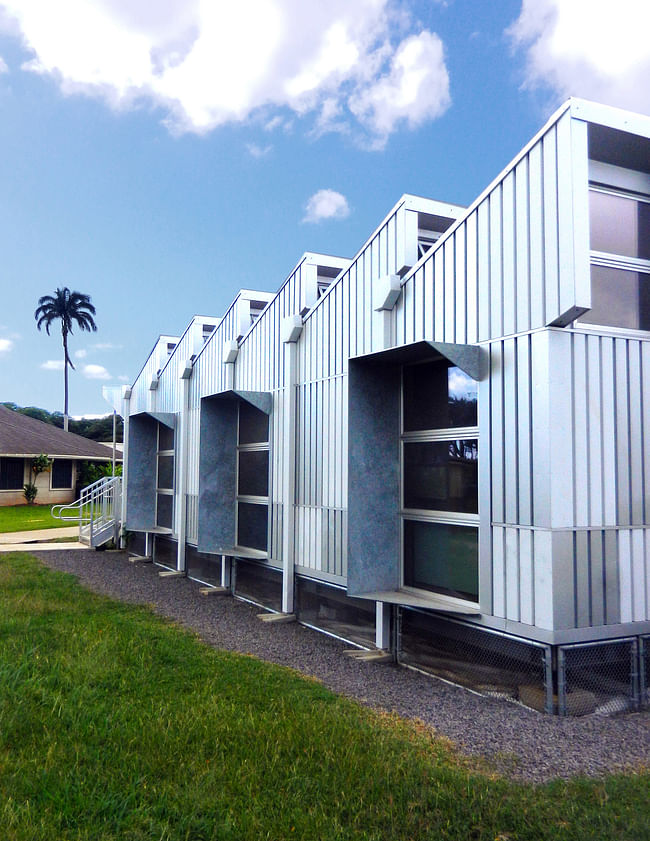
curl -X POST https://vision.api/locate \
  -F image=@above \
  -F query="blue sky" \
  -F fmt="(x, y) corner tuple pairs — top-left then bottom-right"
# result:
(0, 0), (649, 416)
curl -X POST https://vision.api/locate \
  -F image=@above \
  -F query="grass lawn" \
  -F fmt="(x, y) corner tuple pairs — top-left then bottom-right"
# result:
(0, 504), (77, 533)
(0, 553), (647, 841)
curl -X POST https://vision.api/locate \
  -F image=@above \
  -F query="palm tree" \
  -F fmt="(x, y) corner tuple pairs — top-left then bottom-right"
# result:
(34, 288), (97, 431)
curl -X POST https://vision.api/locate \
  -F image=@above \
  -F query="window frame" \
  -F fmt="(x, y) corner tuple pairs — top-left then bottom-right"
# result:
(578, 183), (650, 334)
(399, 361), (479, 607)
(0, 457), (25, 491)
(155, 423), (175, 531)
(50, 459), (73, 490)
(235, 402), (270, 554)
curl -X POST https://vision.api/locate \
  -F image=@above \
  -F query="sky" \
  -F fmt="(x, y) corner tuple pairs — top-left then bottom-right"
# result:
(1, 0), (649, 417)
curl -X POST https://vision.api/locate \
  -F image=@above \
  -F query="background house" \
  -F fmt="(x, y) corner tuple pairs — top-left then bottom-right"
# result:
(0, 404), (116, 506)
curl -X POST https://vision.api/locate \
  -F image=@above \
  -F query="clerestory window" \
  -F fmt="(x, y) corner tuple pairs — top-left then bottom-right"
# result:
(579, 186), (650, 331)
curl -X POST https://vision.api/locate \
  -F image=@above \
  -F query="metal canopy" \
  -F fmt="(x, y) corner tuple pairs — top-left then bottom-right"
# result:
(350, 340), (483, 381)
(132, 410), (176, 429)
(204, 389), (273, 415)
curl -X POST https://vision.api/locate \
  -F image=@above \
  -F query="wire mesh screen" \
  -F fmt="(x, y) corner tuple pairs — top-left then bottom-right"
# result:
(642, 636), (650, 708)
(153, 535), (177, 570)
(128, 531), (147, 557)
(558, 638), (639, 716)
(185, 545), (222, 587)
(296, 577), (376, 647)
(233, 558), (282, 612)
(398, 609), (551, 712)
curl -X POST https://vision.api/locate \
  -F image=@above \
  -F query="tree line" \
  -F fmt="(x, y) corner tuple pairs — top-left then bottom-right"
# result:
(2, 403), (124, 443)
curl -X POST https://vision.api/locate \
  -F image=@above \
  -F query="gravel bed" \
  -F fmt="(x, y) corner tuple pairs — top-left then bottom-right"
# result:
(28, 548), (650, 783)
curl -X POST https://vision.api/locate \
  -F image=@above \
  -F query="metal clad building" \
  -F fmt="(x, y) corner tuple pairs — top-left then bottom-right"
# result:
(121, 99), (650, 713)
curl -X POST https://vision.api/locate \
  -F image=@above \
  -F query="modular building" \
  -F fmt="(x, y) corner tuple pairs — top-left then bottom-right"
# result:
(120, 99), (650, 715)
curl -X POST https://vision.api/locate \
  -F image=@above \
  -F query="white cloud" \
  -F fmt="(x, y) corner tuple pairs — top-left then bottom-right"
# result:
(348, 31), (450, 147)
(83, 363), (111, 380)
(41, 359), (64, 370)
(509, 0), (650, 114)
(93, 341), (122, 350)
(0, 0), (451, 144)
(303, 189), (350, 223)
(74, 348), (87, 359)
(246, 142), (272, 158)
(0, 338), (13, 352)
(0, 56), (8, 74)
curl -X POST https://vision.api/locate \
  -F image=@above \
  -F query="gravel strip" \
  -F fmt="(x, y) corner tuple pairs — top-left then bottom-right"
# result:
(27, 548), (650, 783)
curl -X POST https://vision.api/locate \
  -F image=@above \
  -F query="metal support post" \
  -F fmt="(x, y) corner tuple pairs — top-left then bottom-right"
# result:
(375, 601), (391, 650)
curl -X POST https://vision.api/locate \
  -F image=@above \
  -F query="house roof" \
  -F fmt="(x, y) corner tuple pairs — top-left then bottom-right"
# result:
(0, 405), (116, 460)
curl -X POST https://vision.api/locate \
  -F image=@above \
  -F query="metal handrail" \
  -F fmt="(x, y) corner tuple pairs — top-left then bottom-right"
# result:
(51, 475), (122, 546)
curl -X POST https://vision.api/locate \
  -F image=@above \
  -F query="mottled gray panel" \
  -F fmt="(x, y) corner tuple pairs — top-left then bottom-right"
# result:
(234, 390), (273, 415)
(197, 396), (237, 553)
(349, 339), (484, 381)
(428, 342), (483, 380)
(347, 359), (401, 595)
(146, 412), (176, 429)
(126, 414), (157, 531)
(203, 388), (272, 415)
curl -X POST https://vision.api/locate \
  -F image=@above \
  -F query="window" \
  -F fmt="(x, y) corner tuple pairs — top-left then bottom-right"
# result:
(51, 459), (73, 489)
(156, 423), (174, 530)
(401, 362), (479, 603)
(580, 186), (650, 331)
(0, 458), (24, 490)
(236, 401), (269, 552)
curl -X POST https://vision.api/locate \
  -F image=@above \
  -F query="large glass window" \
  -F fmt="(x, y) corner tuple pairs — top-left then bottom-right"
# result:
(590, 190), (650, 260)
(0, 458), (24, 490)
(401, 362), (479, 604)
(581, 186), (650, 331)
(236, 402), (269, 552)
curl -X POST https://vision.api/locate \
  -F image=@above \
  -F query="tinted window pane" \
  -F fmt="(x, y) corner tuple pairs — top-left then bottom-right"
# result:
(237, 502), (268, 551)
(156, 493), (173, 529)
(158, 423), (174, 451)
(590, 190), (650, 259)
(580, 265), (650, 330)
(403, 363), (477, 431)
(157, 455), (174, 490)
(0, 457), (24, 490)
(404, 440), (478, 513)
(51, 459), (73, 489)
(403, 520), (478, 601)
(238, 450), (269, 496)
(239, 401), (269, 444)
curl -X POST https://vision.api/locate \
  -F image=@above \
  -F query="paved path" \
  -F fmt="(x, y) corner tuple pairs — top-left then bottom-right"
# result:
(0, 525), (82, 552)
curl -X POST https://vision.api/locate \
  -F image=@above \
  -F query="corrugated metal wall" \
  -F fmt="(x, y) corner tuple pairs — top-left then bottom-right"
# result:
(125, 106), (650, 638)
(294, 199), (423, 578)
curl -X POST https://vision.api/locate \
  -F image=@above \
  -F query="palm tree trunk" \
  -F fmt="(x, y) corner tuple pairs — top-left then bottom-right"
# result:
(62, 328), (69, 432)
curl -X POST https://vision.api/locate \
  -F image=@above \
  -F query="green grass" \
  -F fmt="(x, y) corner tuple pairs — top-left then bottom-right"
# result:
(0, 504), (78, 534)
(0, 553), (647, 841)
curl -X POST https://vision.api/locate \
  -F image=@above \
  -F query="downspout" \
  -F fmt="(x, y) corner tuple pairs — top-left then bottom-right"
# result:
(176, 361), (192, 573)
(120, 387), (132, 549)
(281, 315), (303, 614)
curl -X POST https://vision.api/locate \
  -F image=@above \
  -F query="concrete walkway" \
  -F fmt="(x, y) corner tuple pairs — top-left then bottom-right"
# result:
(0, 526), (83, 552)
